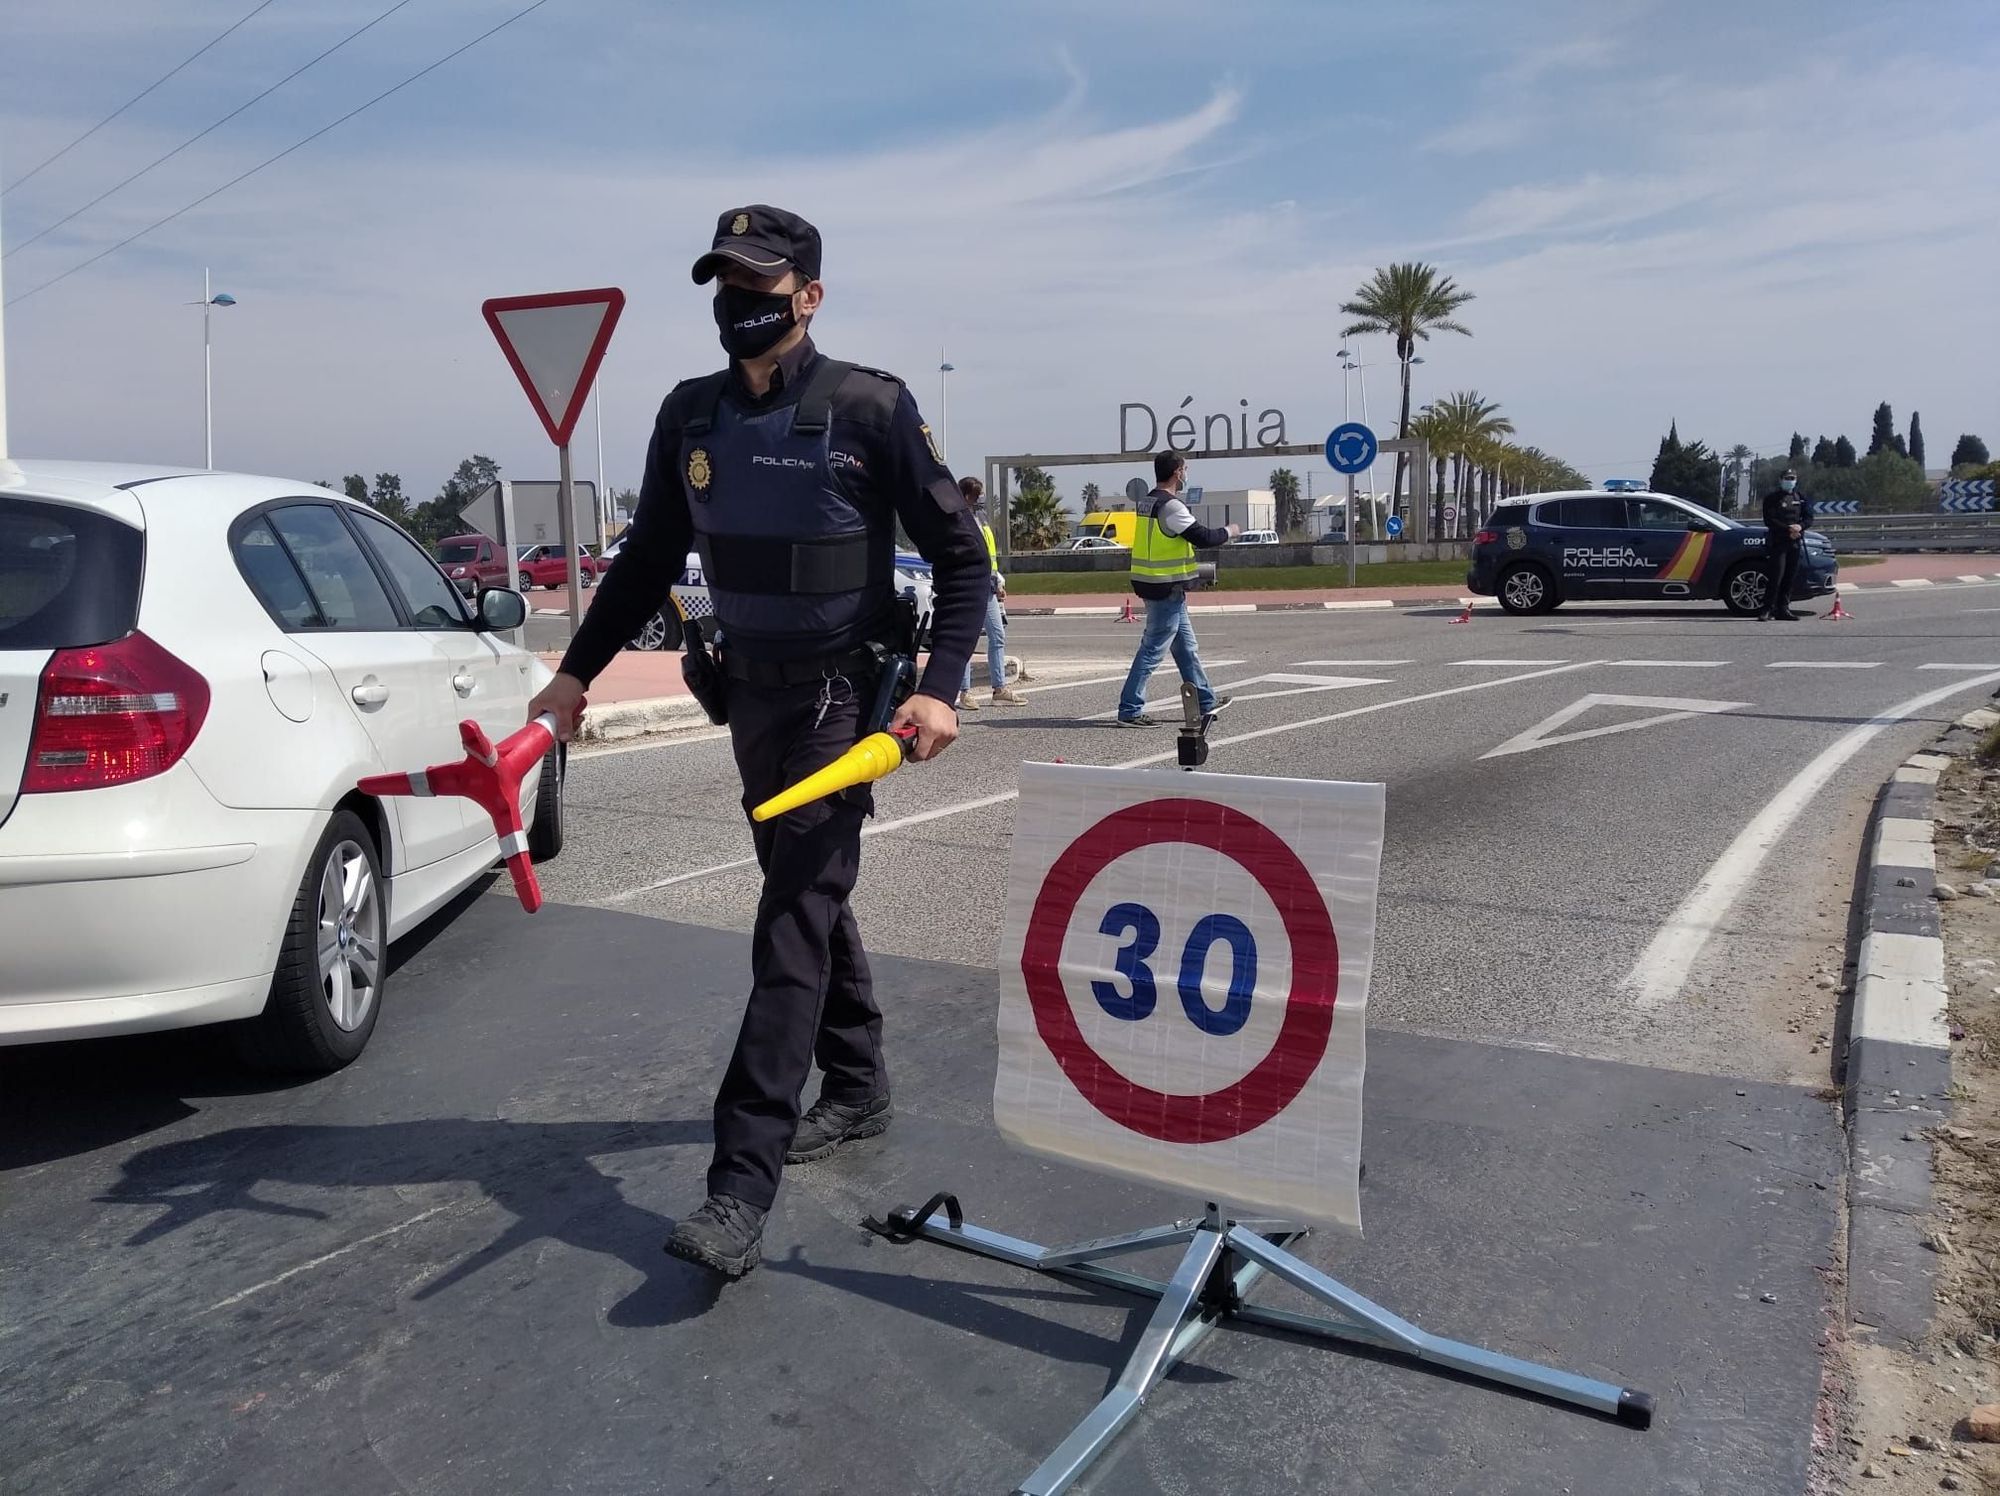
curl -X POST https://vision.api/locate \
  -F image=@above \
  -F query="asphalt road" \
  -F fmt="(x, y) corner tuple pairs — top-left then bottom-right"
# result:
(549, 580), (2000, 1086)
(5, 580), (1995, 1496)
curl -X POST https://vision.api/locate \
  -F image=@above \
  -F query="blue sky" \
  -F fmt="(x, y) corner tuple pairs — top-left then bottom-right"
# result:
(3, 0), (1996, 507)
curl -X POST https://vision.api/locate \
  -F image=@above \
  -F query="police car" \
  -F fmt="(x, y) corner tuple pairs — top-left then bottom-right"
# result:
(1466, 481), (1838, 615)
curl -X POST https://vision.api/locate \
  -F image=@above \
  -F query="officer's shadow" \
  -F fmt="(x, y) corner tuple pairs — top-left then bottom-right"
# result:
(97, 1117), (724, 1328)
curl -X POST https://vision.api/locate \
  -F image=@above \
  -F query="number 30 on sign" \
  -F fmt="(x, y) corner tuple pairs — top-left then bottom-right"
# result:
(996, 762), (1385, 1232)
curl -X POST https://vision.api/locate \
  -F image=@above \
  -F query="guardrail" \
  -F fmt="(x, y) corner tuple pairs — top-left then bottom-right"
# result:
(1809, 512), (2000, 553)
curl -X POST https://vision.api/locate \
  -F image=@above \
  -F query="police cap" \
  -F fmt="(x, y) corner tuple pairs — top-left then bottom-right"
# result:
(691, 205), (822, 284)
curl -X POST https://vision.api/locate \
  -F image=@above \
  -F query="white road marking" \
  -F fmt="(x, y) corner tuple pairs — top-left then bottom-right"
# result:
(1891, 578), (1935, 589)
(1052, 606), (1121, 616)
(1481, 694), (1747, 760)
(1321, 599), (1395, 610)
(1190, 603), (1257, 614)
(1767, 660), (1880, 669)
(1919, 662), (2000, 670)
(1959, 575), (1986, 584)
(598, 661), (1600, 902)
(1454, 658), (1570, 666)
(1080, 675), (1388, 720)
(1290, 658), (1414, 666)
(206, 1206), (451, 1311)
(1607, 659), (1728, 668)
(1623, 668), (2000, 1010)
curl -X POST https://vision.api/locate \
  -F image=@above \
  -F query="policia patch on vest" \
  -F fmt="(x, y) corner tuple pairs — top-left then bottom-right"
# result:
(688, 447), (713, 492)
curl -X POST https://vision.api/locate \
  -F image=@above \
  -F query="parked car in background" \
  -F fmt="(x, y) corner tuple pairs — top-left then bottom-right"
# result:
(435, 533), (511, 597)
(1228, 529), (1281, 546)
(1315, 529), (1349, 545)
(515, 543), (600, 590)
(1, 461), (561, 1072)
(1061, 535), (1126, 552)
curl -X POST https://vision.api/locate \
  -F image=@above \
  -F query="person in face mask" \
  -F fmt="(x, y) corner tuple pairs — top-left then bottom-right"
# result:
(1757, 466), (1815, 621)
(528, 205), (990, 1278)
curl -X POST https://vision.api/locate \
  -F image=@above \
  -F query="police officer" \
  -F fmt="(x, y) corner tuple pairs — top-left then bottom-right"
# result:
(528, 205), (987, 1277)
(1759, 466), (1814, 621)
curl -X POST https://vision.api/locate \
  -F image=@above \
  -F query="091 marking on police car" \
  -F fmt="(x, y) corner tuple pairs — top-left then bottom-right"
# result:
(995, 762), (1384, 1231)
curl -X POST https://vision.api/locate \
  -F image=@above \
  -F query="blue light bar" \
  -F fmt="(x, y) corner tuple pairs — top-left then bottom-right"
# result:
(1602, 478), (1645, 492)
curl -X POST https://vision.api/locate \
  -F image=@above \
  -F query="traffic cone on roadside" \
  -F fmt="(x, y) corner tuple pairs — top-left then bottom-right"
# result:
(1826, 592), (1853, 620)
(1119, 596), (1136, 623)
(1448, 601), (1473, 624)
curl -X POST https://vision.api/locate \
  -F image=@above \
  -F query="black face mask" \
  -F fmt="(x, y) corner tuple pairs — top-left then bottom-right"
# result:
(714, 284), (796, 359)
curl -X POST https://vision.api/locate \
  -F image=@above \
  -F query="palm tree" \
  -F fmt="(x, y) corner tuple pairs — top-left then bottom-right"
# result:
(1340, 263), (1476, 517)
(1008, 483), (1070, 551)
(1428, 391), (1512, 538)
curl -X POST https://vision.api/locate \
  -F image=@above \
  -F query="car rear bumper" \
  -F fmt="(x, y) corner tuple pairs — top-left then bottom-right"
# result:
(0, 769), (315, 1039)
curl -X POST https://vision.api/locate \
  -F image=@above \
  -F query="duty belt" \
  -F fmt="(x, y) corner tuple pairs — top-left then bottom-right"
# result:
(721, 644), (882, 688)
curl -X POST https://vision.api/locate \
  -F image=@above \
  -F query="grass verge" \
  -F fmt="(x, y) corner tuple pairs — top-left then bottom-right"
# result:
(1004, 561), (1470, 594)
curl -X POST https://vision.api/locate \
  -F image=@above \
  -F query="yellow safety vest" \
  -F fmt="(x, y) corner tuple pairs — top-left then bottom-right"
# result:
(1130, 496), (1199, 585)
(979, 519), (998, 572)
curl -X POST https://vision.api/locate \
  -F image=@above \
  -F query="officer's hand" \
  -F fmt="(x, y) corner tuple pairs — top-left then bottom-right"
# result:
(528, 672), (588, 743)
(894, 693), (960, 762)
(1226, 523), (1243, 538)
(1788, 523), (1802, 539)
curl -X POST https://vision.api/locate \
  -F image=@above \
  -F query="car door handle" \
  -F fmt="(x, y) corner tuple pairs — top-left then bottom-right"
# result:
(350, 682), (390, 707)
(451, 672), (477, 697)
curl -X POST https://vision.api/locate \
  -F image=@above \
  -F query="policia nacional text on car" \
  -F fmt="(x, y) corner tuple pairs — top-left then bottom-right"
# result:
(528, 206), (987, 1277)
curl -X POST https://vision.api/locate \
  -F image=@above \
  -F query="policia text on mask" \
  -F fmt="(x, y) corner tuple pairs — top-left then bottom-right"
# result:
(526, 203), (989, 1279)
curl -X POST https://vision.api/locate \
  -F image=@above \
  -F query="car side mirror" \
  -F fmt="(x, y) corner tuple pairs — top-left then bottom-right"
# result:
(476, 587), (527, 632)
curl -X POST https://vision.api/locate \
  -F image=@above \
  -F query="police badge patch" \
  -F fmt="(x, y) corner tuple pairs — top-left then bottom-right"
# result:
(688, 448), (713, 492)
(921, 424), (944, 466)
(731, 213), (750, 235)
(1506, 528), (1527, 550)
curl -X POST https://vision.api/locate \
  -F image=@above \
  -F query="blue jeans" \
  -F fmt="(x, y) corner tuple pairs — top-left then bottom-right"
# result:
(961, 592), (1008, 693)
(1118, 592), (1214, 719)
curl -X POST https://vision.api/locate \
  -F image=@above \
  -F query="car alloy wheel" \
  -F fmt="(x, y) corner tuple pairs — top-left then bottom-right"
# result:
(316, 838), (382, 1032)
(1724, 565), (1769, 616)
(1500, 566), (1547, 613)
(632, 612), (669, 651)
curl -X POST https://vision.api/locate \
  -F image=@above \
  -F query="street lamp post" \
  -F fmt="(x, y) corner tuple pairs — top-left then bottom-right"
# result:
(938, 359), (955, 470)
(188, 268), (236, 469)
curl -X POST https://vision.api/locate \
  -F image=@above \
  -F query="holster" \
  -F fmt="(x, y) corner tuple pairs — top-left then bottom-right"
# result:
(681, 634), (729, 725)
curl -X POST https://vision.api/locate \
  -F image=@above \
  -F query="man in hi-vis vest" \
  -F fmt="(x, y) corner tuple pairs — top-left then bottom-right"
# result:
(1115, 451), (1237, 726)
(956, 476), (1025, 710)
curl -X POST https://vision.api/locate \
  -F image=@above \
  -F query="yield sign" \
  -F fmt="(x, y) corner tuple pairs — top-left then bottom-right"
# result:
(1480, 693), (1747, 759)
(482, 287), (625, 446)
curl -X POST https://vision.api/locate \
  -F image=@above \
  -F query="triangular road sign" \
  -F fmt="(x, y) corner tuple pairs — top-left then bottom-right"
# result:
(1480, 693), (1747, 760)
(482, 287), (625, 446)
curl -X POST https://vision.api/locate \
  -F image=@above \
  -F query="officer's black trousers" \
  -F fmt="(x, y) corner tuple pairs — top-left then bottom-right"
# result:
(1764, 540), (1800, 613)
(709, 674), (888, 1210)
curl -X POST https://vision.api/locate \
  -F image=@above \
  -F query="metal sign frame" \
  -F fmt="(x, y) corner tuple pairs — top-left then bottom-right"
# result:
(981, 439), (1428, 557)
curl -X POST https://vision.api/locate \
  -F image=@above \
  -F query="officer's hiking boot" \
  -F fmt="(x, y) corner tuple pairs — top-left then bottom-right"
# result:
(664, 1193), (767, 1278)
(989, 686), (1027, 706)
(956, 691), (981, 712)
(786, 1093), (893, 1163)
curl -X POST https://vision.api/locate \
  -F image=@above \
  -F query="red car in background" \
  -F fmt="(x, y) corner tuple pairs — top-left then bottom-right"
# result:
(515, 543), (600, 590)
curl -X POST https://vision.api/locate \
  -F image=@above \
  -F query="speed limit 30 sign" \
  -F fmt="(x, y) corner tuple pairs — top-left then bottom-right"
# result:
(996, 762), (1384, 1231)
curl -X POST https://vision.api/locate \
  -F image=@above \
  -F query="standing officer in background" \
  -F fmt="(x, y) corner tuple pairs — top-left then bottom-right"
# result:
(956, 475), (1026, 711)
(1115, 451), (1237, 726)
(528, 206), (987, 1278)
(1759, 465), (1813, 621)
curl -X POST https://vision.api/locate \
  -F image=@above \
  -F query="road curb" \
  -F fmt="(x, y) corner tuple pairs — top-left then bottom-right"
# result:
(575, 694), (708, 743)
(1840, 703), (1998, 1347)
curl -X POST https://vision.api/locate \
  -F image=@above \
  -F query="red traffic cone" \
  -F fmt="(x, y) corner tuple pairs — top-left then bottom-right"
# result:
(1448, 602), (1473, 624)
(1118, 596), (1136, 623)
(1826, 592), (1852, 620)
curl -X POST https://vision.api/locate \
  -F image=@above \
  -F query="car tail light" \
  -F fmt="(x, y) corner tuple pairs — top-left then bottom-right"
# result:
(22, 632), (211, 793)
(1474, 529), (1500, 545)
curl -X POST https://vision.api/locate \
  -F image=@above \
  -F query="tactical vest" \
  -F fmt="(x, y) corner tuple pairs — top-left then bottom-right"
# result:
(1130, 492), (1199, 586)
(677, 358), (897, 655)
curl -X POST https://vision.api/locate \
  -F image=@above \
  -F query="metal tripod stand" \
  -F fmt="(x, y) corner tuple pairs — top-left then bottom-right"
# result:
(869, 1195), (1652, 1496)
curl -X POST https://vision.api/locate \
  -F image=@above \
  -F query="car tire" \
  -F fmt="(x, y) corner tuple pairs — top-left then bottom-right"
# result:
(526, 744), (565, 863)
(629, 611), (671, 651)
(1721, 562), (1770, 616)
(234, 810), (385, 1074)
(1497, 563), (1558, 614)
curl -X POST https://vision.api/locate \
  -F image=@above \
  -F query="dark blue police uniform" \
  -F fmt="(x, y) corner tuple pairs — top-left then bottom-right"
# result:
(560, 221), (985, 1238)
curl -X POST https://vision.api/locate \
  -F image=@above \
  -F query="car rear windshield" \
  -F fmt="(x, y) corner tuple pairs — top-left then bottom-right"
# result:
(0, 497), (143, 651)
(437, 540), (480, 562)
(1489, 504), (1529, 527)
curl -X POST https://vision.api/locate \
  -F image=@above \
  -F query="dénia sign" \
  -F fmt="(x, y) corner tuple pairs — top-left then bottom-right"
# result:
(1120, 399), (1291, 455)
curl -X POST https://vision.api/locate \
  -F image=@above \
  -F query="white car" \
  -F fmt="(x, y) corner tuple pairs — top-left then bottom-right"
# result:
(621, 548), (936, 651)
(0, 460), (561, 1071)
(1228, 529), (1281, 546)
